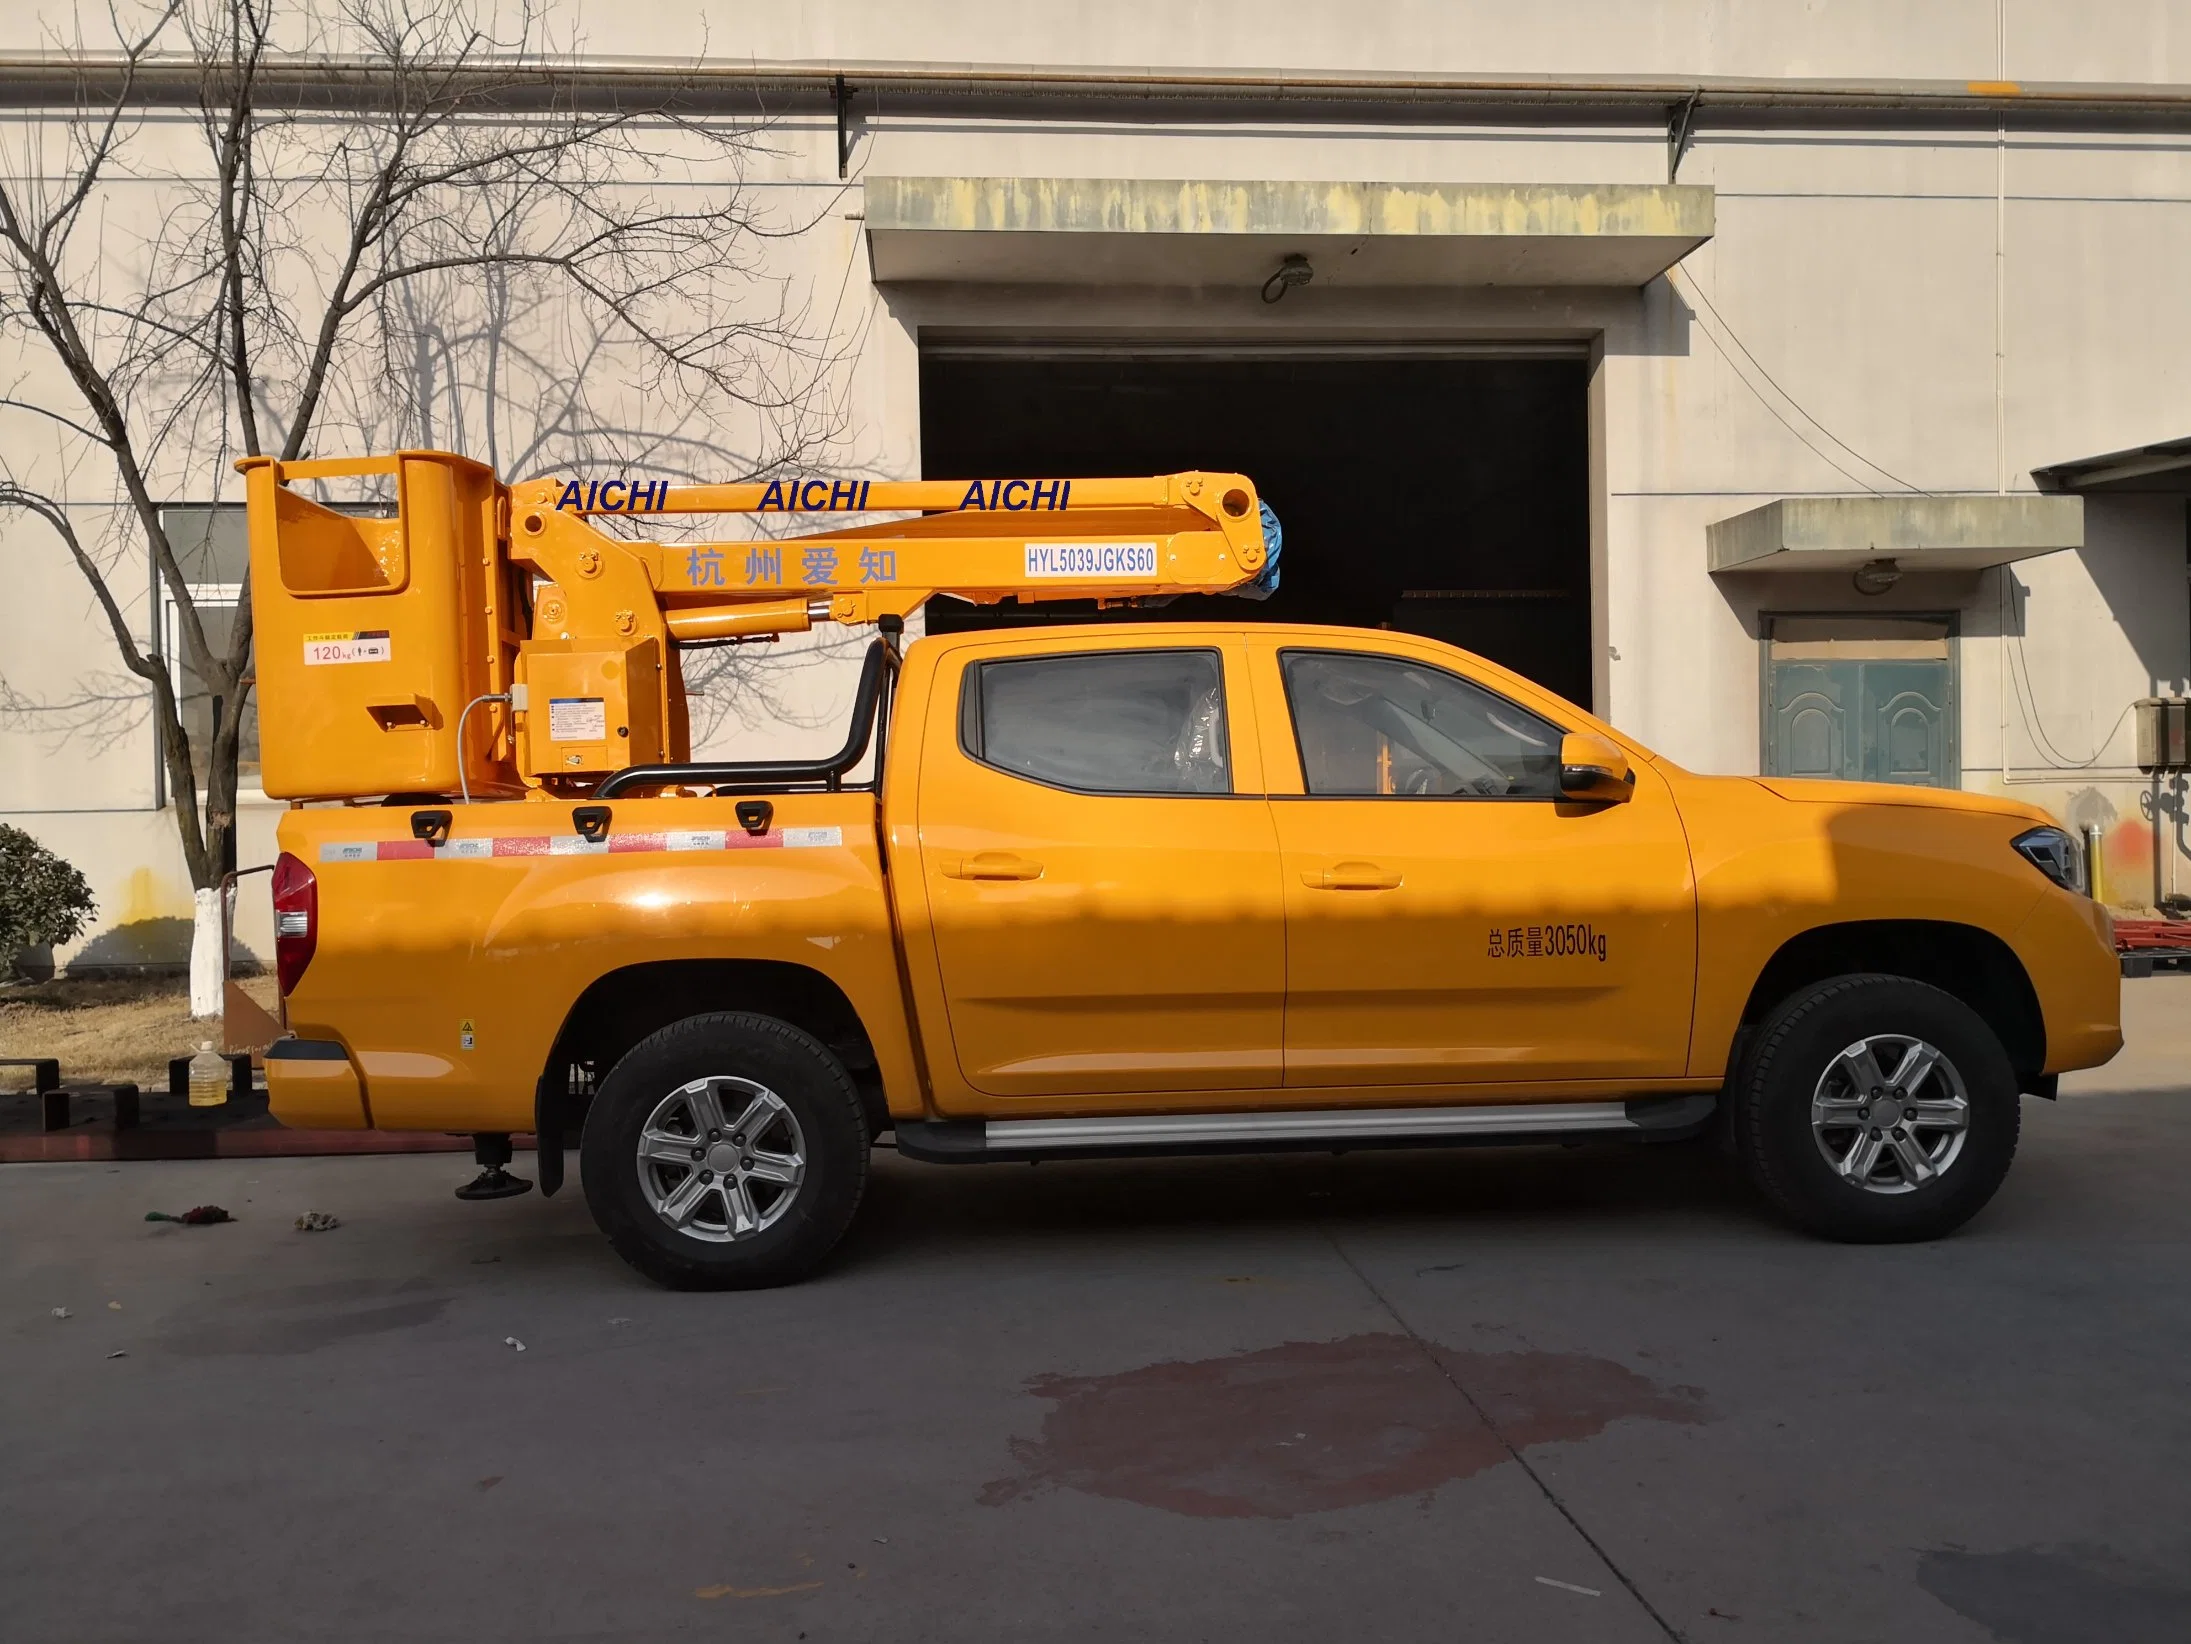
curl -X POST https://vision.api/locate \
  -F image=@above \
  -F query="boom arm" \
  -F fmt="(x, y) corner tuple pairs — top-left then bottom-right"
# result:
(503, 469), (1271, 638)
(240, 451), (1275, 802)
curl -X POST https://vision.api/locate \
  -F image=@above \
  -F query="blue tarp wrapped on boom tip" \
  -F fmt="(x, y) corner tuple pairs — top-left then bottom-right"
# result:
(1237, 501), (1282, 600)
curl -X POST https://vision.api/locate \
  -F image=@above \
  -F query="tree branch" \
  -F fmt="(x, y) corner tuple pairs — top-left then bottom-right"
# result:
(1, 0), (842, 898)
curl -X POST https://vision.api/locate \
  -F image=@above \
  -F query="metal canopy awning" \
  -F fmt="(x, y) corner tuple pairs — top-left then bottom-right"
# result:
(2033, 437), (2191, 495)
(864, 177), (1714, 287)
(1707, 495), (2084, 574)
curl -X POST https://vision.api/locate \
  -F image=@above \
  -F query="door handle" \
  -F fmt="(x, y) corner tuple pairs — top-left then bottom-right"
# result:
(943, 852), (1044, 882)
(1304, 861), (1403, 891)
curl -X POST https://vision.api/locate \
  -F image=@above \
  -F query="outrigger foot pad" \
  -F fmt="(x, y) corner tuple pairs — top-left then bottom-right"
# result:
(456, 1133), (533, 1202)
(456, 1167), (533, 1201)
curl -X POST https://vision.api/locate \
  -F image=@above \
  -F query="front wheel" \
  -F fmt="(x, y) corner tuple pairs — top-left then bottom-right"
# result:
(1733, 975), (2020, 1243)
(580, 1012), (869, 1289)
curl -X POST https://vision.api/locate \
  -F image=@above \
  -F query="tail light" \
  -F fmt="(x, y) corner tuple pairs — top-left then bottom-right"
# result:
(271, 851), (318, 995)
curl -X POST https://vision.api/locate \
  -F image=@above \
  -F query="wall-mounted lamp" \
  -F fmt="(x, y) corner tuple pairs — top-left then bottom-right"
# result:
(1261, 254), (1314, 304)
(1852, 556), (1902, 596)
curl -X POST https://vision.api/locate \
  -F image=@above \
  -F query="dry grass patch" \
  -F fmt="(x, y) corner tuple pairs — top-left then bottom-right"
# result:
(0, 974), (281, 1089)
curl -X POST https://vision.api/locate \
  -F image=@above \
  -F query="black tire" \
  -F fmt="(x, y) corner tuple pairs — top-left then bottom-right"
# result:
(579, 1012), (869, 1289)
(1733, 974), (2020, 1243)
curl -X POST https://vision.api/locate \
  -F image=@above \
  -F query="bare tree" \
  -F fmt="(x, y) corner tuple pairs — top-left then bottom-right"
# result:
(0, 0), (838, 1006)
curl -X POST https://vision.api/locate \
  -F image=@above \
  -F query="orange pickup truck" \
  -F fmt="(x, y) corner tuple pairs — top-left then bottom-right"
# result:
(250, 455), (2120, 1287)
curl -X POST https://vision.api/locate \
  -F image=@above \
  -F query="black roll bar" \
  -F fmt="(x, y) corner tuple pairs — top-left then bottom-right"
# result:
(596, 638), (897, 798)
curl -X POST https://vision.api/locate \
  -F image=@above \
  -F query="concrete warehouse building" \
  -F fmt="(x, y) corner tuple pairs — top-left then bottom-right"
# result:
(5, 2), (2191, 969)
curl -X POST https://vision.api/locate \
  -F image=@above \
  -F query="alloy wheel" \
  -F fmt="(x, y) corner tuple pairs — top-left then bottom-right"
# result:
(1810, 1033), (1970, 1194)
(635, 1076), (808, 1241)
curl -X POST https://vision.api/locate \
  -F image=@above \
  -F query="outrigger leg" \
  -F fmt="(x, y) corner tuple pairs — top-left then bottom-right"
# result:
(456, 1132), (533, 1201)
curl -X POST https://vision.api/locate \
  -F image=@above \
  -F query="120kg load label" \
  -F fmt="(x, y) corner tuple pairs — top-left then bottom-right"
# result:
(302, 631), (391, 666)
(1488, 923), (1609, 962)
(1024, 542), (1158, 580)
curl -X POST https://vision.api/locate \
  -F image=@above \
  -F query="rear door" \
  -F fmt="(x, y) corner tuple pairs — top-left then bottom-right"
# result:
(915, 635), (1285, 1100)
(1250, 637), (1696, 1088)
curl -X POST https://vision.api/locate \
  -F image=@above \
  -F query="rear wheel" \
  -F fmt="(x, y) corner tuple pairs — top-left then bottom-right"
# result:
(580, 1012), (869, 1288)
(1733, 974), (2020, 1242)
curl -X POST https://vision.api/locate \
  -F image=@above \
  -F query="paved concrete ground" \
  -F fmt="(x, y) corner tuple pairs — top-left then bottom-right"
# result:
(6, 981), (2190, 1644)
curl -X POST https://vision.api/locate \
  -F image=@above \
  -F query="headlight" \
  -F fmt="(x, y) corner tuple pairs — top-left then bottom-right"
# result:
(2013, 825), (2088, 896)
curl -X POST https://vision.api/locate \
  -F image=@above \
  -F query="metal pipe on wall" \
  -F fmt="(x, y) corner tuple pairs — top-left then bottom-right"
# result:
(4, 58), (2191, 122)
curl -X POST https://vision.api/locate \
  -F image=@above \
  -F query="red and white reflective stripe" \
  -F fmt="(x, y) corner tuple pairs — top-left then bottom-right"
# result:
(316, 826), (841, 864)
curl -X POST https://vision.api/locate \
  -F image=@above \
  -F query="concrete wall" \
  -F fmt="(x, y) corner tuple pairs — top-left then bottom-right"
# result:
(6, 0), (2191, 957)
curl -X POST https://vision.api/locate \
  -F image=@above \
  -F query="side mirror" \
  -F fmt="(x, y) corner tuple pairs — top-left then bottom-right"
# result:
(1559, 733), (1634, 803)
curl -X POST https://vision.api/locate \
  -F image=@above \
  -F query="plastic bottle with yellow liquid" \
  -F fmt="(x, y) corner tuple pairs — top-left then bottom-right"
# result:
(188, 1041), (229, 1108)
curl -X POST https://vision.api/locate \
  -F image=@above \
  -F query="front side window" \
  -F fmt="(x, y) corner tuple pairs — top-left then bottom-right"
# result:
(1281, 649), (1562, 798)
(961, 649), (1231, 795)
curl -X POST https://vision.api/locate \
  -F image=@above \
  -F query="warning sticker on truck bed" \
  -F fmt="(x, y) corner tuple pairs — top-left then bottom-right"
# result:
(1024, 542), (1158, 580)
(302, 631), (391, 666)
(549, 697), (607, 741)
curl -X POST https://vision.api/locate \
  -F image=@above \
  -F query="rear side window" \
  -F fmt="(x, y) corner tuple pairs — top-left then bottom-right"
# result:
(960, 649), (1231, 795)
(1281, 649), (1563, 798)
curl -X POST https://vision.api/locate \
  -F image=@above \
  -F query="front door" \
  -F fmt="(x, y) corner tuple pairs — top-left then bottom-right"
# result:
(917, 639), (1284, 1099)
(1253, 640), (1696, 1088)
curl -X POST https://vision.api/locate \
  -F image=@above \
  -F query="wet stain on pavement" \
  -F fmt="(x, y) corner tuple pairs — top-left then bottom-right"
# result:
(1917, 1547), (2191, 1644)
(160, 1277), (450, 1356)
(979, 1332), (1707, 1518)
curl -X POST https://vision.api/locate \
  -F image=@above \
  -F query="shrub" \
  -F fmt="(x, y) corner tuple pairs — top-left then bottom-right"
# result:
(0, 824), (96, 974)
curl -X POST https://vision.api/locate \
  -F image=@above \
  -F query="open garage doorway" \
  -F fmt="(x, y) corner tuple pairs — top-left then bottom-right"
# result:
(920, 344), (1595, 709)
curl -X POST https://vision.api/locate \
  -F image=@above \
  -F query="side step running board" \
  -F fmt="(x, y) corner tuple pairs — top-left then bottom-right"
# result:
(892, 1094), (1716, 1164)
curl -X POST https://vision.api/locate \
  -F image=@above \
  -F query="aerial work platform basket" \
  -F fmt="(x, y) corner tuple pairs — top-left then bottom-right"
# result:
(245, 453), (508, 802)
(243, 452), (1275, 803)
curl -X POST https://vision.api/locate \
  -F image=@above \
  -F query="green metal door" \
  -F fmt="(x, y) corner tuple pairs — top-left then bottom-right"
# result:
(1766, 619), (1955, 788)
